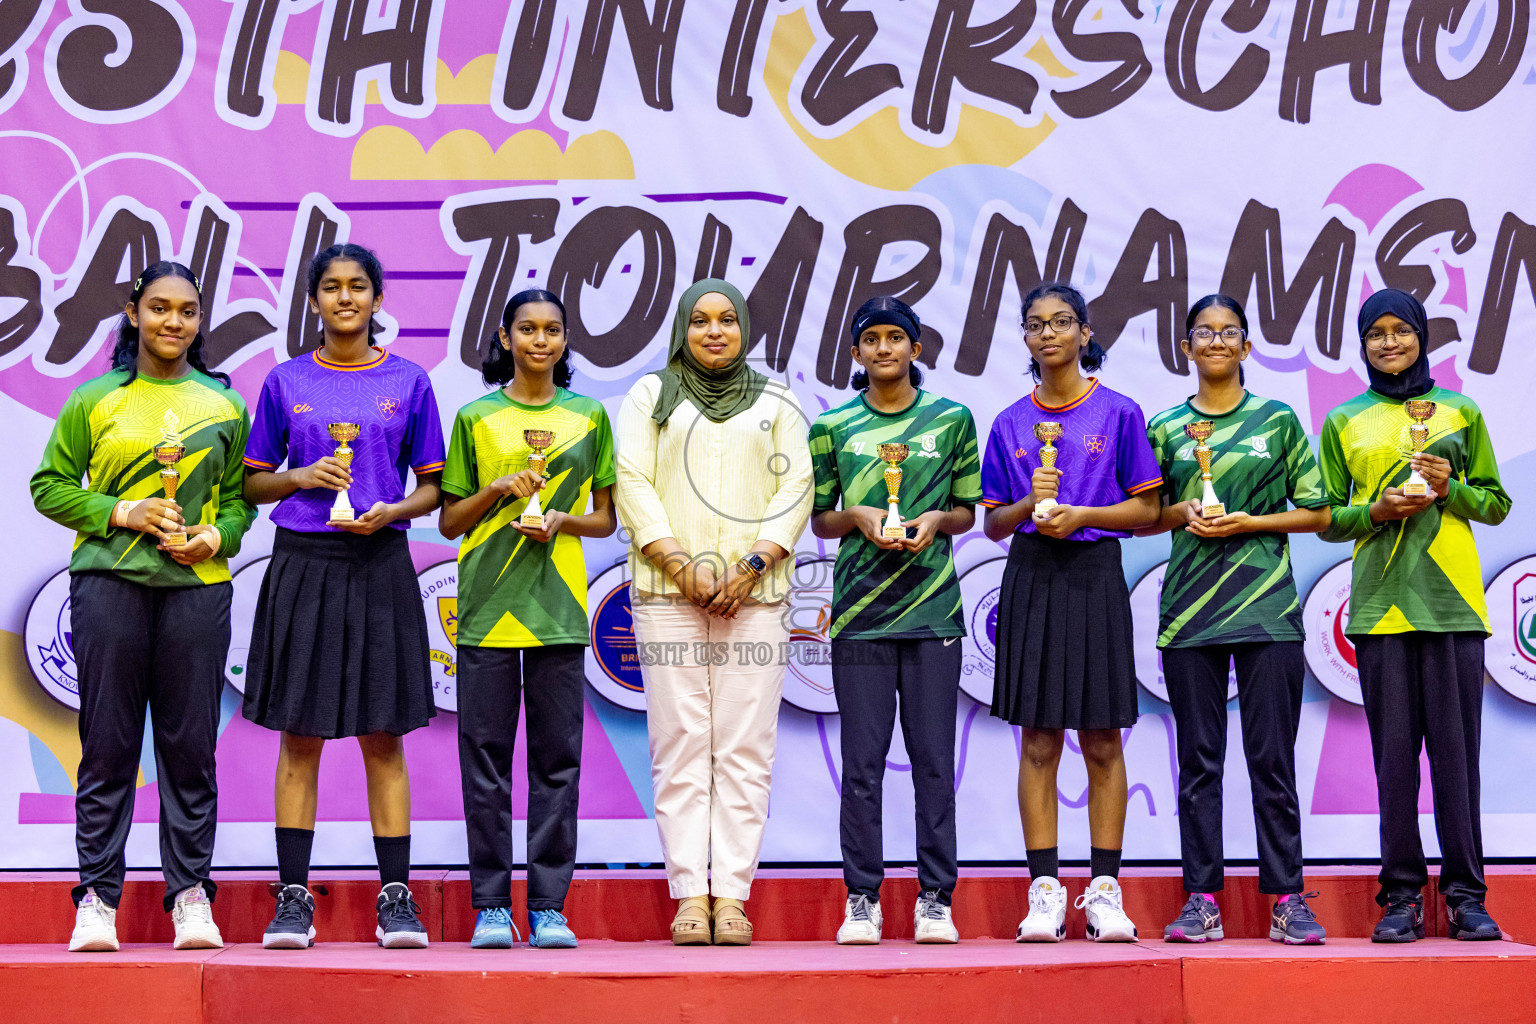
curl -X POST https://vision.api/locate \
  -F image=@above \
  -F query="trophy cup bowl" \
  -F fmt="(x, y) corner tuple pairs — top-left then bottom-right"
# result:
(1402, 400), (1438, 497)
(877, 442), (911, 540)
(1032, 421), (1064, 520)
(1183, 420), (1226, 518)
(327, 422), (361, 523)
(521, 429), (556, 529)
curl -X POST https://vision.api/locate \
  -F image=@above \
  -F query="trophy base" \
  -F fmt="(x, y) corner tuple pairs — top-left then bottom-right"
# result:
(882, 526), (905, 539)
(163, 531), (188, 547)
(521, 513), (546, 529)
(329, 509), (355, 523)
(1032, 499), (1058, 522)
(1201, 503), (1227, 518)
(1402, 477), (1429, 497)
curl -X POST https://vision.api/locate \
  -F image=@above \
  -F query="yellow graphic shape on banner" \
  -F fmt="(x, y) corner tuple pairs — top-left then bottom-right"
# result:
(0, 631), (94, 790)
(763, 10), (1065, 191)
(351, 126), (634, 181)
(274, 53), (496, 104)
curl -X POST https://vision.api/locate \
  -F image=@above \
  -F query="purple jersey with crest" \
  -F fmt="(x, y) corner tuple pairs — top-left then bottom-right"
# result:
(244, 348), (446, 533)
(980, 378), (1161, 542)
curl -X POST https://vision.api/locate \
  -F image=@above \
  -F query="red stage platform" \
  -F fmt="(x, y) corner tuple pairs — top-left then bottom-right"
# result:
(3, 868), (1534, 1023)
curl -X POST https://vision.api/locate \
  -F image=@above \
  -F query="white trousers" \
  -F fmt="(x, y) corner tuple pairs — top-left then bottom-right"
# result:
(630, 594), (786, 899)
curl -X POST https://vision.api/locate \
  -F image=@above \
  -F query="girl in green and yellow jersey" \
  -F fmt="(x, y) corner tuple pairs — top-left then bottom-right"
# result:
(440, 289), (617, 950)
(31, 261), (254, 953)
(1319, 288), (1510, 943)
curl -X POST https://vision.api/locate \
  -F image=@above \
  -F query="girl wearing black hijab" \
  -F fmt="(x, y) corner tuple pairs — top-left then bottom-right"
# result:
(1318, 288), (1510, 942)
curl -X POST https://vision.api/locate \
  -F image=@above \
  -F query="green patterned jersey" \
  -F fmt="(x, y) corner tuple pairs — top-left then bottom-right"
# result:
(31, 368), (255, 587)
(809, 390), (982, 640)
(443, 388), (616, 648)
(1319, 387), (1510, 636)
(1147, 393), (1328, 647)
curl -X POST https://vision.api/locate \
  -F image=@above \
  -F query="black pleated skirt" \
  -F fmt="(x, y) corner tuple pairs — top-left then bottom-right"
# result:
(242, 527), (435, 738)
(990, 531), (1139, 730)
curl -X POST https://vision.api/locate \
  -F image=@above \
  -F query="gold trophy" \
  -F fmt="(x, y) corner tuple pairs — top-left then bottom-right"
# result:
(878, 442), (910, 539)
(1032, 421), (1064, 521)
(327, 422), (361, 522)
(520, 429), (555, 528)
(153, 410), (187, 546)
(1402, 400), (1438, 496)
(1183, 421), (1226, 518)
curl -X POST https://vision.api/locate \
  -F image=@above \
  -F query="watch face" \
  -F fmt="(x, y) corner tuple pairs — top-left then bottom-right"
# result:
(746, 554), (767, 572)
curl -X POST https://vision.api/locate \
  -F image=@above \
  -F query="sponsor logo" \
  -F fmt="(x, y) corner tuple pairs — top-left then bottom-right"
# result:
(1014, 447), (1026, 458)
(1302, 560), (1362, 705)
(417, 561), (459, 713)
(292, 403), (313, 414)
(783, 556), (838, 714)
(957, 556), (1005, 705)
(586, 561), (645, 711)
(377, 396), (400, 418)
(24, 570), (77, 710)
(1128, 561), (1236, 703)
(1484, 556), (1536, 705)
(1083, 434), (1107, 460)
(223, 556), (272, 695)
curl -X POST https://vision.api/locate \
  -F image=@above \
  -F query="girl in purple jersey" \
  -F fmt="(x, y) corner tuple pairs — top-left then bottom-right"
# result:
(979, 282), (1162, 944)
(241, 244), (446, 951)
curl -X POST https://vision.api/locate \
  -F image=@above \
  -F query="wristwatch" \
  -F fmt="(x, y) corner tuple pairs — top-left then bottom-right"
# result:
(736, 552), (768, 580)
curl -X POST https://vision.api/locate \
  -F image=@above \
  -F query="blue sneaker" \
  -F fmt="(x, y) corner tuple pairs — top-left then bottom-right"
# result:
(529, 909), (578, 949)
(470, 907), (516, 949)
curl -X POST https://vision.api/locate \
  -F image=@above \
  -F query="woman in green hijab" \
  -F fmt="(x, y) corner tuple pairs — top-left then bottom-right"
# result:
(614, 279), (814, 945)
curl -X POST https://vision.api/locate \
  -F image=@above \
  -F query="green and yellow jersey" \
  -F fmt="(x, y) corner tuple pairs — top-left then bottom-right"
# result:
(442, 388), (616, 648)
(1319, 387), (1510, 636)
(31, 368), (255, 586)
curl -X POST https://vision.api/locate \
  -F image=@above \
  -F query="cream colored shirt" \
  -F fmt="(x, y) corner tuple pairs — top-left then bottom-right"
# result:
(615, 373), (813, 601)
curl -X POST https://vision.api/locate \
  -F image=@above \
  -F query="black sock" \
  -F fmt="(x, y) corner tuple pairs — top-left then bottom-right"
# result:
(374, 834), (411, 889)
(1089, 846), (1122, 880)
(275, 827), (315, 888)
(1026, 847), (1059, 881)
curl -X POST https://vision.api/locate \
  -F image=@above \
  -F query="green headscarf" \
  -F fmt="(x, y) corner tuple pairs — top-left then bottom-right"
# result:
(651, 278), (768, 426)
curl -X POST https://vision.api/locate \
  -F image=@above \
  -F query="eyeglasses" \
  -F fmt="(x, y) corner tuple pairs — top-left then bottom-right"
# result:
(1024, 315), (1082, 336)
(1364, 325), (1417, 346)
(1189, 327), (1246, 344)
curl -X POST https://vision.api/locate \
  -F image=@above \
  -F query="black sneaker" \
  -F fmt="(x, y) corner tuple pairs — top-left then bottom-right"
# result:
(263, 883), (316, 949)
(376, 882), (429, 949)
(1371, 892), (1425, 943)
(1269, 891), (1327, 945)
(1447, 900), (1503, 941)
(1163, 893), (1222, 943)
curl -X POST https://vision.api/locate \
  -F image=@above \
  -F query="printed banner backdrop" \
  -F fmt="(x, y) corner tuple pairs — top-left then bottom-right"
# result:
(2, 0), (1535, 871)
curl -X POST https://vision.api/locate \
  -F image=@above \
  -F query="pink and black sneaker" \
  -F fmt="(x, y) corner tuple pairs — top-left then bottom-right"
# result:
(1270, 891), (1327, 944)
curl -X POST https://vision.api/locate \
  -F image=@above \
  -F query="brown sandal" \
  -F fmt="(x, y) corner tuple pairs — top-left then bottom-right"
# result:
(671, 896), (712, 945)
(711, 898), (753, 946)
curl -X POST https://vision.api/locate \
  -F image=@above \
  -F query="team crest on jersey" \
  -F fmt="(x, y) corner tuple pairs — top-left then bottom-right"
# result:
(1248, 436), (1271, 458)
(1083, 435), (1107, 460)
(921, 434), (936, 452)
(377, 396), (400, 418)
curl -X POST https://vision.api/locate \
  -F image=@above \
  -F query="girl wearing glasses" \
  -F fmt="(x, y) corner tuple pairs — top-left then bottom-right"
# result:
(1319, 288), (1509, 943)
(980, 282), (1162, 943)
(1139, 294), (1330, 945)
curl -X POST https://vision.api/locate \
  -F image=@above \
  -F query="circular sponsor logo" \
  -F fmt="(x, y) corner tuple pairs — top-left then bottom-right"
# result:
(417, 560), (460, 713)
(24, 569), (77, 710)
(1484, 554), (1536, 705)
(957, 557), (1005, 705)
(223, 556), (271, 695)
(782, 556), (837, 714)
(1129, 561), (1238, 703)
(586, 561), (644, 711)
(1302, 560), (1361, 705)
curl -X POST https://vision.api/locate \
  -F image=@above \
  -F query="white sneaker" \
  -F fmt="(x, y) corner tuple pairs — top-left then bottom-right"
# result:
(171, 884), (224, 950)
(1016, 876), (1067, 942)
(1075, 875), (1137, 942)
(913, 890), (959, 943)
(69, 888), (119, 952)
(836, 894), (882, 944)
